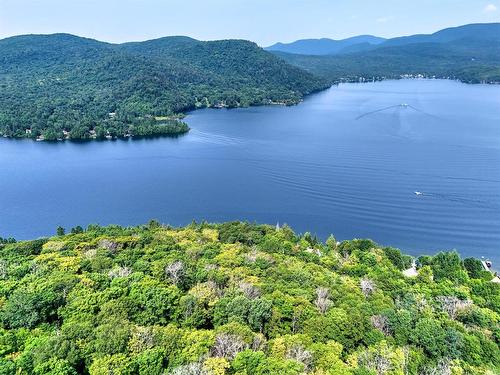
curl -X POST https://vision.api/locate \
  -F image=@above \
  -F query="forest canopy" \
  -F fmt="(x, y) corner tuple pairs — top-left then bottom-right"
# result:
(0, 221), (498, 374)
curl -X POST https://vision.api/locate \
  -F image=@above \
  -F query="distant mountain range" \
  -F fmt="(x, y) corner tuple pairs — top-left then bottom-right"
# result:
(269, 23), (500, 84)
(266, 23), (500, 56)
(265, 35), (385, 55)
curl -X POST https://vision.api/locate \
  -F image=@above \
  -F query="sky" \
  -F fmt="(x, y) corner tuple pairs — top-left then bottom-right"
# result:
(1, 0), (499, 46)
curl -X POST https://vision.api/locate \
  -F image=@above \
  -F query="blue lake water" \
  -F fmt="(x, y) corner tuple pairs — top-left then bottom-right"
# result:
(1, 79), (499, 262)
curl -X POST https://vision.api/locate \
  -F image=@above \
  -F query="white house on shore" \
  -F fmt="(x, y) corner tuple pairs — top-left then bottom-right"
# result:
(402, 260), (418, 277)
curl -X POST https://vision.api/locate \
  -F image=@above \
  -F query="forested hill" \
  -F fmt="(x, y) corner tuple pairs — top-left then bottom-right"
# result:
(271, 23), (500, 84)
(0, 221), (498, 374)
(0, 34), (328, 141)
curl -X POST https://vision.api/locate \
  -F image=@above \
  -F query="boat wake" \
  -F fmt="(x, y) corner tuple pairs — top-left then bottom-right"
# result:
(356, 104), (439, 120)
(189, 129), (246, 146)
(414, 191), (498, 210)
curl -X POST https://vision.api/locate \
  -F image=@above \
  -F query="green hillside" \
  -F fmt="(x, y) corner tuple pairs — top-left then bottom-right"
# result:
(0, 34), (327, 141)
(0, 222), (498, 374)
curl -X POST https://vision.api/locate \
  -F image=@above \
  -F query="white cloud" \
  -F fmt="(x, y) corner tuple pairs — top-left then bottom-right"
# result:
(484, 4), (498, 13)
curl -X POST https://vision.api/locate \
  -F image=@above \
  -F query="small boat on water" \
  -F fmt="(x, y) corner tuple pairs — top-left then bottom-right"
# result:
(414, 191), (423, 196)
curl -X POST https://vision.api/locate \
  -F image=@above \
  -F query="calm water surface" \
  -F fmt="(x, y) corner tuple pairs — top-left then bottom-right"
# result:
(1, 80), (499, 262)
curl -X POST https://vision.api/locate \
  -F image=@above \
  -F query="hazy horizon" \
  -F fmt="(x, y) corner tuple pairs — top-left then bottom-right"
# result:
(1, 0), (499, 46)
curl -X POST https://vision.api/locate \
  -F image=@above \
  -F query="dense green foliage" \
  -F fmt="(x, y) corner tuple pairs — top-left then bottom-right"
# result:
(0, 34), (327, 140)
(274, 24), (500, 84)
(0, 221), (498, 374)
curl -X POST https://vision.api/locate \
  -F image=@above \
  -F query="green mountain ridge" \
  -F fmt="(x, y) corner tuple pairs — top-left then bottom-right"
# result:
(0, 34), (328, 140)
(0, 221), (498, 374)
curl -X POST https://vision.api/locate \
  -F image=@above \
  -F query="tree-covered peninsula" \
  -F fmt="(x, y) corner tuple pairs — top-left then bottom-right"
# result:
(0, 221), (498, 374)
(0, 34), (328, 141)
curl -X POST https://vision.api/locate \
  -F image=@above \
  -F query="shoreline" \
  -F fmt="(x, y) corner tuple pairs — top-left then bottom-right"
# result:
(331, 75), (500, 85)
(3, 77), (497, 143)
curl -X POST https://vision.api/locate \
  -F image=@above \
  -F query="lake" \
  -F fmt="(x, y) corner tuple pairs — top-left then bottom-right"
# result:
(1, 79), (499, 263)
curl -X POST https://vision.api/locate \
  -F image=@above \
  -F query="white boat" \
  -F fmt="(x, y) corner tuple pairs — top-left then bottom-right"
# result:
(415, 191), (423, 196)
